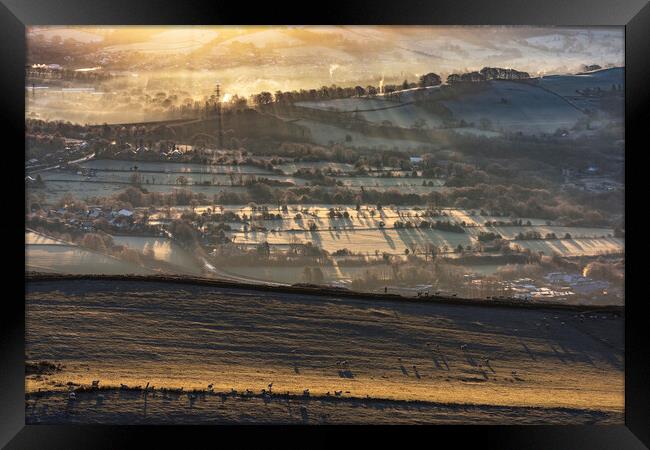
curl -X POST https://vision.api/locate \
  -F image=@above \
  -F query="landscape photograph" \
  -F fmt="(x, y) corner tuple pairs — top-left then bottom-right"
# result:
(25, 25), (625, 424)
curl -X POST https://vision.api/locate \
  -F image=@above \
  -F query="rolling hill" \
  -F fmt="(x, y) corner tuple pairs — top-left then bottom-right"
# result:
(293, 68), (623, 137)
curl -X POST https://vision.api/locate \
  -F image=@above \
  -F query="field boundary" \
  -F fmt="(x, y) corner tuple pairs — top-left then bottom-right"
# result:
(25, 272), (624, 313)
(296, 99), (416, 114)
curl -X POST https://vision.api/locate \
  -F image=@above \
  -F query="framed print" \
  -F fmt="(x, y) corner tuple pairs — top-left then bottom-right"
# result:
(1, 0), (648, 447)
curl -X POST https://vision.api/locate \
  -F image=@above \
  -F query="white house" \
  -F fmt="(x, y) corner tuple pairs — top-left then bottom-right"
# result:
(117, 209), (134, 217)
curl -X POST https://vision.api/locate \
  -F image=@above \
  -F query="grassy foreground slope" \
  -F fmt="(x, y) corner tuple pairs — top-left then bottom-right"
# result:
(25, 277), (623, 424)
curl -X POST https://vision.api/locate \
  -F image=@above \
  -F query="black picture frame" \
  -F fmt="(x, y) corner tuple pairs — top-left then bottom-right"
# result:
(2, 0), (647, 447)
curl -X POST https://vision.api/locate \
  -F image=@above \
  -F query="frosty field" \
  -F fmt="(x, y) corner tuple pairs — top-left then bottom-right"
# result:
(25, 231), (153, 275)
(25, 278), (623, 425)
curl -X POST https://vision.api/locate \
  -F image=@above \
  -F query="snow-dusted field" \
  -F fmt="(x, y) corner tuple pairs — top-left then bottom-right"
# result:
(25, 278), (623, 424)
(110, 236), (204, 275)
(292, 69), (623, 137)
(231, 227), (474, 254)
(25, 232), (153, 275)
(538, 68), (623, 99)
(230, 228), (622, 257)
(513, 237), (623, 257)
(78, 160), (272, 174)
(296, 98), (445, 128)
(214, 204), (620, 257)
(441, 81), (585, 134)
(293, 119), (434, 150)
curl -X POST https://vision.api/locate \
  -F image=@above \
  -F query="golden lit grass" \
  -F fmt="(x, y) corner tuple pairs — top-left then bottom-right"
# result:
(27, 359), (622, 412)
(26, 279), (623, 415)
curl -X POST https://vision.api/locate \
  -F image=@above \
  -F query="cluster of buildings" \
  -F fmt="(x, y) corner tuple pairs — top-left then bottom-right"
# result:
(545, 272), (610, 295)
(28, 205), (156, 235)
(506, 272), (613, 301)
(561, 166), (623, 193)
(96, 142), (189, 162)
(460, 270), (615, 302)
(25, 138), (91, 171)
(508, 278), (574, 300)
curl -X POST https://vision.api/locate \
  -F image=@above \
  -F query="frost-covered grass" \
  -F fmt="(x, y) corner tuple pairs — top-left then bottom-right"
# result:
(441, 81), (585, 134)
(294, 119), (433, 150)
(537, 68), (624, 98)
(25, 279), (624, 424)
(25, 243), (153, 275)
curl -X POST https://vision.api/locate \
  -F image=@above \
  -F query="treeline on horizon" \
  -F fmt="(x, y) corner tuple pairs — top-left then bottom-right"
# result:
(249, 67), (534, 106)
(26, 61), (545, 112)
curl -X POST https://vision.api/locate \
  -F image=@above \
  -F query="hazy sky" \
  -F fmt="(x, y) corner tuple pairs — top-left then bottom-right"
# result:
(28, 26), (624, 99)
(30, 26), (624, 73)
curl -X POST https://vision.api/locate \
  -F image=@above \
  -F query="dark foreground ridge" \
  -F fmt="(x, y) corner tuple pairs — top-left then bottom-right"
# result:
(26, 272), (623, 313)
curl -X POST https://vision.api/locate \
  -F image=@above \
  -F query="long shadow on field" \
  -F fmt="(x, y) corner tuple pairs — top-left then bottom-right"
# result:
(309, 230), (322, 248)
(521, 342), (537, 361)
(558, 342), (576, 363)
(550, 344), (567, 363)
(433, 354), (450, 371)
(380, 227), (396, 250)
(300, 406), (309, 423)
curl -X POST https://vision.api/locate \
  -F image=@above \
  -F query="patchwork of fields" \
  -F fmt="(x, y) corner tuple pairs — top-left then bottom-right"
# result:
(32, 159), (446, 202)
(26, 69), (624, 302)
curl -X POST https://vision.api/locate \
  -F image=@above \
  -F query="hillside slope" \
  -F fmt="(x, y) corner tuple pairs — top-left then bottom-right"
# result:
(26, 278), (623, 424)
(293, 68), (623, 137)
